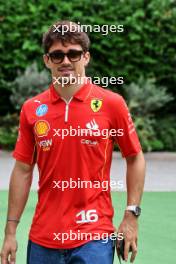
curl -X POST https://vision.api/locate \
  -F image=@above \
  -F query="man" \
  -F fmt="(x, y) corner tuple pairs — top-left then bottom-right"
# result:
(0, 21), (145, 264)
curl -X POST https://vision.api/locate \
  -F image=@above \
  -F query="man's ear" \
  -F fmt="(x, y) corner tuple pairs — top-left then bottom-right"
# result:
(43, 54), (51, 69)
(84, 51), (90, 67)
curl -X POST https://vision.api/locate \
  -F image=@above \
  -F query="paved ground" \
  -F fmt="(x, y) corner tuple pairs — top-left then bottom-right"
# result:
(0, 151), (176, 191)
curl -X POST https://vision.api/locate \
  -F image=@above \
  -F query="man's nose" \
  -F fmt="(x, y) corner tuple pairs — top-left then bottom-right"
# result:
(62, 54), (71, 64)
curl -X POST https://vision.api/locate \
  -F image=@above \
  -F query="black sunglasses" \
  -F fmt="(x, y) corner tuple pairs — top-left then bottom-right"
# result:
(47, 49), (84, 64)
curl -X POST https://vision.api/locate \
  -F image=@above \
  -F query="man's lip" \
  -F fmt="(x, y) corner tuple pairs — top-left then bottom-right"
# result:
(58, 69), (73, 71)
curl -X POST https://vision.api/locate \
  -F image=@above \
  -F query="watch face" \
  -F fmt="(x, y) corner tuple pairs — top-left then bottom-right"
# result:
(135, 206), (141, 216)
(126, 206), (141, 217)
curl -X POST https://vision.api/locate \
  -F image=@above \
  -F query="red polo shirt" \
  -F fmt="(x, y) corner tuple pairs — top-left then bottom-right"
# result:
(13, 81), (141, 248)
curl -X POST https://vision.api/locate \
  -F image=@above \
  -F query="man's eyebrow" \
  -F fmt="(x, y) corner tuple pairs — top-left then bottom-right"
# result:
(49, 49), (63, 53)
(49, 49), (82, 53)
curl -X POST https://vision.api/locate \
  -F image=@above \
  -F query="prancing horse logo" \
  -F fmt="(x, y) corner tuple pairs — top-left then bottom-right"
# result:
(91, 99), (102, 112)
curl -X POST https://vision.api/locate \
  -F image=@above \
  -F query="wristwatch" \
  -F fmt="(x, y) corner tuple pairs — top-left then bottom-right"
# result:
(126, 205), (141, 217)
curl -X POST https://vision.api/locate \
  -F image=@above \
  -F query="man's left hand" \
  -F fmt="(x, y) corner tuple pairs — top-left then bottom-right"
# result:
(117, 211), (138, 262)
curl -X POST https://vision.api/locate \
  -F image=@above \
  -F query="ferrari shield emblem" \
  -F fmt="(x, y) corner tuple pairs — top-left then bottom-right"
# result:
(91, 99), (102, 112)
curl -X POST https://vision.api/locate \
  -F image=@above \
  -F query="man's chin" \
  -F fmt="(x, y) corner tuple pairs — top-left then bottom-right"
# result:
(59, 76), (74, 87)
(61, 72), (72, 77)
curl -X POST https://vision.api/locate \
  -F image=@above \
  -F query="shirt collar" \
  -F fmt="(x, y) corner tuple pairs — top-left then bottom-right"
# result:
(50, 78), (92, 104)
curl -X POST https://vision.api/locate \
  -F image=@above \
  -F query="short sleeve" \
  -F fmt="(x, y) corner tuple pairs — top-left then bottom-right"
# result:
(13, 104), (36, 164)
(112, 96), (142, 157)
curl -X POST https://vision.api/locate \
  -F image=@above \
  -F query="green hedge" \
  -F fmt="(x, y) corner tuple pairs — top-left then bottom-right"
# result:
(0, 0), (176, 151)
(0, 0), (176, 113)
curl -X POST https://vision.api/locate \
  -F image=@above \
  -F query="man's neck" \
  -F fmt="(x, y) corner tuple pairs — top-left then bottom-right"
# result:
(53, 76), (87, 101)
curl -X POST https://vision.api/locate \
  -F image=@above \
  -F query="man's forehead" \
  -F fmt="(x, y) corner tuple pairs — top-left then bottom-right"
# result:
(49, 41), (82, 52)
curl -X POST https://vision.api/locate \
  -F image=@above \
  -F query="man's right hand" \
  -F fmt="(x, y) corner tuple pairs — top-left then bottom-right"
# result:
(0, 234), (18, 264)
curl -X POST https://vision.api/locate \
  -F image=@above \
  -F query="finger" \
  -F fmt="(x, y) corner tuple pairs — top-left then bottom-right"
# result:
(124, 240), (131, 262)
(116, 232), (124, 247)
(1, 251), (9, 264)
(9, 250), (16, 264)
(130, 241), (138, 263)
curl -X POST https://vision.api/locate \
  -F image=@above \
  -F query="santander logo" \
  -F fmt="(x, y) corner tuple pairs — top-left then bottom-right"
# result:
(86, 119), (99, 130)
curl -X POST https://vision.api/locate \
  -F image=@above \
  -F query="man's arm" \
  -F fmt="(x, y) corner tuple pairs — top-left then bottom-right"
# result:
(0, 160), (34, 264)
(126, 150), (145, 205)
(117, 150), (146, 263)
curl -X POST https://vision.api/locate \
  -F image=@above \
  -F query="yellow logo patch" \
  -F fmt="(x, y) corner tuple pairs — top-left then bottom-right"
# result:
(34, 120), (50, 137)
(91, 99), (102, 112)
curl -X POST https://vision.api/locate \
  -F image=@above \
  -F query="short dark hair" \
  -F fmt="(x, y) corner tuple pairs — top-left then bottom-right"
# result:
(42, 20), (90, 53)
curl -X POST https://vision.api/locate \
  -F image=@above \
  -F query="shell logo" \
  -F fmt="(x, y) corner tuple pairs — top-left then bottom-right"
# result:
(34, 120), (50, 137)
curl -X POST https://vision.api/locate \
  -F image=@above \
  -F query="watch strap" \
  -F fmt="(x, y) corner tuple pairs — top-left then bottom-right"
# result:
(126, 205), (138, 211)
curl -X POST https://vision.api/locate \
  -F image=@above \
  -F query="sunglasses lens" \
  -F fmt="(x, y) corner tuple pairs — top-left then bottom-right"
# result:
(49, 51), (64, 63)
(67, 50), (82, 62)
